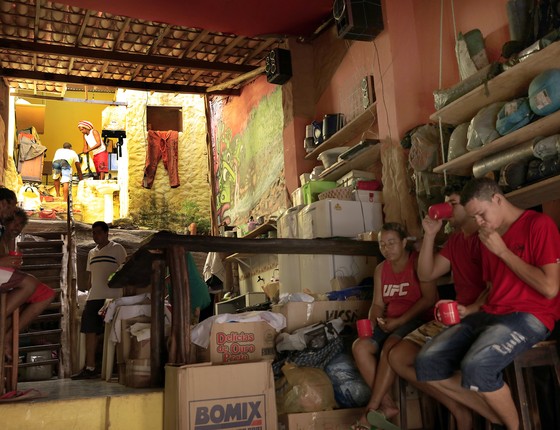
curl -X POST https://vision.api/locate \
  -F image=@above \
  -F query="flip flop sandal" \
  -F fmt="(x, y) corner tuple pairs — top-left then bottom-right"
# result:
(366, 410), (401, 430)
(0, 388), (45, 402)
(349, 421), (375, 430)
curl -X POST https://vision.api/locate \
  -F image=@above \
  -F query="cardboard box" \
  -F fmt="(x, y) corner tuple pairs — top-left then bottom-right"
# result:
(278, 408), (362, 430)
(164, 361), (277, 430)
(272, 300), (370, 333)
(209, 321), (277, 364)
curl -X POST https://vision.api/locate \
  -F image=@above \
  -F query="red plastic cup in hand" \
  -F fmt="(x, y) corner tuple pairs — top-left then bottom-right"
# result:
(428, 202), (453, 220)
(434, 300), (460, 326)
(8, 250), (23, 267)
(356, 319), (373, 337)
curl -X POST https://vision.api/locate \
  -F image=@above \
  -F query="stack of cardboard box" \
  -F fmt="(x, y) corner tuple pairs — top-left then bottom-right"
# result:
(163, 299), (377, 429)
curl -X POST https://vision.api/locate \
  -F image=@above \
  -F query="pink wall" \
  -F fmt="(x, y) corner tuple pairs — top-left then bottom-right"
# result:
(211, 1), (514, 216)
(387, 0), (510, 136)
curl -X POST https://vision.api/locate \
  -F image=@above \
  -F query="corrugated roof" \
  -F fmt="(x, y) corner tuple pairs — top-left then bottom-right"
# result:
(0, 0), (330, 96)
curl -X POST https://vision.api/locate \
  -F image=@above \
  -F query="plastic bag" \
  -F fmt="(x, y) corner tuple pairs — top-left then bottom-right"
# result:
(18, 184), (41, 211)
(467, 102), (505, 151)
(496, 98), (534, 136)
(275, 363), (337, 414)
(325, 353), (371, 408)
(276, 318), (344, 352)
(447, 122), (470, 161)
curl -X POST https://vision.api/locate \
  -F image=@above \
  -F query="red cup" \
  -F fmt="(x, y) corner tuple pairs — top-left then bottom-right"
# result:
(434, 300), (460, 325)
(8, 250), (23, 267)
(356, 319), (373, 337)
(428, 202), (453, 220)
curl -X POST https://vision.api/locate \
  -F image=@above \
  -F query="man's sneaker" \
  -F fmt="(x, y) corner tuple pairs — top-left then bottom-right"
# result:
(71, 368), (100, 380)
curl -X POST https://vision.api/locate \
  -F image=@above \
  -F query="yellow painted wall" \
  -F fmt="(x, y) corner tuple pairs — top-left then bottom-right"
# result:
(19, 91), (113, 164)
(1, 391), (163, 430)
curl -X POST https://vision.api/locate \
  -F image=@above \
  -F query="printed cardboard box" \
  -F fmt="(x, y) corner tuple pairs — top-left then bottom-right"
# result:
(278, 408), (362, 430)
(272, 300), (370, 333)
(209, 321), (277, 364)
(164, 361), (277, 430)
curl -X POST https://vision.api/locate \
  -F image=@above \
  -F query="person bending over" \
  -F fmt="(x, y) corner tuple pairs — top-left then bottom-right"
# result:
(52, 142), (83, 201)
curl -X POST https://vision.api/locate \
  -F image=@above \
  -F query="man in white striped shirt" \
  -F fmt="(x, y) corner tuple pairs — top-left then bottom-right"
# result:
(72, 221), (126, 379)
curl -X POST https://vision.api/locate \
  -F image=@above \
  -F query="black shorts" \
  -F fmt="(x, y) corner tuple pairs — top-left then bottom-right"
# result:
(80, 299), (106, 334)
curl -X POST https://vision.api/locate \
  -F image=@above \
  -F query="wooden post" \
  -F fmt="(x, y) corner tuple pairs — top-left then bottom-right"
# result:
(150, 254), (166, 387)
(167, 246), (191, 365)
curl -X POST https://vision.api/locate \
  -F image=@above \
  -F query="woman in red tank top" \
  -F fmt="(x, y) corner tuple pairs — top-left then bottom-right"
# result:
(351, 223), (436, 430)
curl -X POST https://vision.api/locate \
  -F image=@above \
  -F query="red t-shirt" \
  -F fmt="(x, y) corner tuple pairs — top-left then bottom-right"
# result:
(481, 210), (560, 331)
(440, 231), (485, 306)
(381, 251), (429, 319)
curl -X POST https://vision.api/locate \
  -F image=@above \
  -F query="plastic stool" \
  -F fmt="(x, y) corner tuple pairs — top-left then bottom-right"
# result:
(0, 294), (19, 394)
(507, 340), (560, 430)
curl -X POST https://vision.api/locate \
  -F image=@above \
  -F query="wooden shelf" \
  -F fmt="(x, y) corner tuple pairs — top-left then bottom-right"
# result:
(430, 41), (560, 125)
(433, 109), (560, 175)
(305, 102), (378, 160)
(240, 220), (276, 239)
(505, 175), (560, 209)
(318, 143), (381, 181)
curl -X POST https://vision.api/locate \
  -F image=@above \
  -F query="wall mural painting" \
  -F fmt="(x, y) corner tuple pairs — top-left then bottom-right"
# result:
(211, 86), (284, 227)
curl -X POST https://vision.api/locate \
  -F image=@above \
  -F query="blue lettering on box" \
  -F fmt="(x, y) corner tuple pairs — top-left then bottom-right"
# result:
(191, 395), (265, 430)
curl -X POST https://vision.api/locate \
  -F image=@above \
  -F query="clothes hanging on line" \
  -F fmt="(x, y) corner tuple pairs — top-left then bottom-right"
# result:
(142, 130), (179, 189)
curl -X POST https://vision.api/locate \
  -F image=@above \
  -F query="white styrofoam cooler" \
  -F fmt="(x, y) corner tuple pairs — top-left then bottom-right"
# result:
(278, 205), (305, 294)
(278, 199), (382, 294)
(299, 253), (376, 294)
(298, 199), (383, 239)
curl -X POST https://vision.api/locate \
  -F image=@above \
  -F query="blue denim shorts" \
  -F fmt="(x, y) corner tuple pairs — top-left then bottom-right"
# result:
(52, 159), (72, 183)
(415, 311), (549, 392)
(368, 318), (424, 350)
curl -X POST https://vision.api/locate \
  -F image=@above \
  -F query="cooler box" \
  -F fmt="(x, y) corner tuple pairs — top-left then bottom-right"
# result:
(299, 253), (375, 294)
(296, 199), (380, 295)
(278, 205), (306, 294)
(298, 199), (383, 239)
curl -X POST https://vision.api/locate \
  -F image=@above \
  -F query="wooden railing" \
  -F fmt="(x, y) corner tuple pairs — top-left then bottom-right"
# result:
(108, 232), (381, 386)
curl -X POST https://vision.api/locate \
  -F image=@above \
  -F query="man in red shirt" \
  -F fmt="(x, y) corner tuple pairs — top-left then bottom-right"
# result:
(415, 178), (560, 430)
(388, 182), (488, 430)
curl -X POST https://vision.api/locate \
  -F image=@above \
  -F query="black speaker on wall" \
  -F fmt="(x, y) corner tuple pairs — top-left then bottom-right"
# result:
(265, 48), (292, 85)
(333, 0), (384, 42)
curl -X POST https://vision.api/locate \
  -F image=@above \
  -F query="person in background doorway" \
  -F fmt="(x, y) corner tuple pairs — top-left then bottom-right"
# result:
(0, 188), (55, 360)
(78, 120), (107, 180)
(388, 182), (488, 430)
(415, 177), (560, 430)
(72, 221), (127, 379)
(351, 222), (436, 430)
(52, 142), (83, 201)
